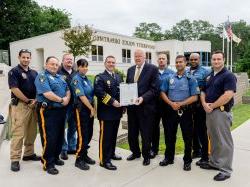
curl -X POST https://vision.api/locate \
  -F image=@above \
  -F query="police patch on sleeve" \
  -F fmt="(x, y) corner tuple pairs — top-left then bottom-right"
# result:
(73, 79), (78, 86)
(39, 75), (45, 83)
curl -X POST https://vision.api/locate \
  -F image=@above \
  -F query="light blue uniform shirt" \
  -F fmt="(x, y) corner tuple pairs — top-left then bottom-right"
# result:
(160, 72), (200, 102)
(70, 72), (94, 104)
(35, 70), (68, 107)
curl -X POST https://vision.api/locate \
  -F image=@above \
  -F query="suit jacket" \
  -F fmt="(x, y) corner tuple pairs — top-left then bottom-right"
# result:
(126, 63), (159, 112)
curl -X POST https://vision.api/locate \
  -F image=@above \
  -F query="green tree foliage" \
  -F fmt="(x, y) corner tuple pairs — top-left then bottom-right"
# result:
(0, 0), (71, 49)
(134, 22), (164, 41)
(62, 25), (94, 62)
(134, 19), (250, 74)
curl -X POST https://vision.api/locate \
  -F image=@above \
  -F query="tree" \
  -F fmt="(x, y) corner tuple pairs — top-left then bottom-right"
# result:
(0, 0), (71, 49)
(62, 25), (94, 62)
(133, 22), (164, 41)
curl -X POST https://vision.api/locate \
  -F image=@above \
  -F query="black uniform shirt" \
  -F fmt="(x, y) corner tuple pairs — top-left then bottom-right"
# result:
(8, 64), (38, 99)
(94, 70), (123, 121)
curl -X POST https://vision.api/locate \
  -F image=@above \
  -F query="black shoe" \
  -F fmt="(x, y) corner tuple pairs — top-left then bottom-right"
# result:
(149, 150), (157, 159)
(22, 154), (41, 161)
(47, 167), (59, 175)
(127, 154), (141, 161)
(11, 161), (20, 172)
(112, 154), (122, 160)
(183, 163), (191, 171)
(142, 158), (150, 166)
(213, 172), (230, 181)
(159, 159), (174, 166)
(60, 152), (68, 160)
(75, 160), (90, 170)
(196, 159), (208, 166)
(55, 159), (64, 166)
(200, 163), (219, 170)
(100, 162), (117, 170)
(67, 150), (76, 155)
(192, 151), (202, 159)
(84, 155), (96, 165)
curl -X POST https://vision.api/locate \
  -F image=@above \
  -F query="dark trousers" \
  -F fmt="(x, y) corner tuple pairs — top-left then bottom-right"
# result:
(163, 106), (193, 164)
(37, 106), (66, 169)
(151, 101), (166, 154)
(74, 108), (94, 159)
(99, 120), (120, 164)
(192, 103), (208, 161)
(127, 106), (154, 159)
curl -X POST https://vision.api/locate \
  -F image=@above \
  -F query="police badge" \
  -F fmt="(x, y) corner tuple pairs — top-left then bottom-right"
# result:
(21, 72), (27, 79)
(169, 78), (174, 84)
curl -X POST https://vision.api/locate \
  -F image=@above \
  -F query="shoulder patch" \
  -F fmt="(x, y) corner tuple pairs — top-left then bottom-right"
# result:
(73, 79), (78, 86)
(39, 75), (46, 83)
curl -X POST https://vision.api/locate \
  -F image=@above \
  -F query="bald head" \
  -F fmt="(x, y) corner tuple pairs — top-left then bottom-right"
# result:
(189, 53), (200, 68)
(134, 49), (145, 66)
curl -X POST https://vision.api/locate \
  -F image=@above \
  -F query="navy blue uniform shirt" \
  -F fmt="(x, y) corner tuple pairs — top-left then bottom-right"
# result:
(94, 70), (123, 121)
(8, 64), (38, 99)
(204, 67), (237, 110)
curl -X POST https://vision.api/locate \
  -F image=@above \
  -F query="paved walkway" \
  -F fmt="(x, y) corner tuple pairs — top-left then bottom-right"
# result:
(0, 119), (250, 187)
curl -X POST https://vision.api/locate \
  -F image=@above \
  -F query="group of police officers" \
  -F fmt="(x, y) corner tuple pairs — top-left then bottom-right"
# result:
(8, 48), (236, 181)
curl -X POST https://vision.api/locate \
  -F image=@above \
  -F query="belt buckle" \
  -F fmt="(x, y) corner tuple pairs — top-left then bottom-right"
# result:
(177, 109), (183, 117)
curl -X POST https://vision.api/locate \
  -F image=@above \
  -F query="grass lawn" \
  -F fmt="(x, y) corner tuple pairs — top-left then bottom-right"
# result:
(244, 88), (250, 96)
(118, 103), (250, 155)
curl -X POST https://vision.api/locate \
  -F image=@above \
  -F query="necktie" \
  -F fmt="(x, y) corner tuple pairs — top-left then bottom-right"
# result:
(134, 66), (141, 82)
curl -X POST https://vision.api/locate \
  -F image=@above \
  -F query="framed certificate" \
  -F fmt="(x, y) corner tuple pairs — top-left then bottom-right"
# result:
(120, 83), (138, 106)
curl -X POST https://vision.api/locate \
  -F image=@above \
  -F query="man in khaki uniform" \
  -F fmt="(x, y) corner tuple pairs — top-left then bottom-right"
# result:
(8, 49), (40, 172)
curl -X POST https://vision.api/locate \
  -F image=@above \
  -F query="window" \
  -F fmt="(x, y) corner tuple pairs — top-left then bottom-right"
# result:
(122, 49), (131, 63)
(92, 45), (103, 62)
(146, 52), (152, 63)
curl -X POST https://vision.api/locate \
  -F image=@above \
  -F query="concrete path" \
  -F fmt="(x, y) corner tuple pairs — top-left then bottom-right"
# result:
(0, 119), (250, 187)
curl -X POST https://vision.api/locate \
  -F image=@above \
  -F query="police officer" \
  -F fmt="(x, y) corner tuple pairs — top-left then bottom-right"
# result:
(71, 59), (96, 171)
(186, 53), (211, 165)
(35, 56), (71, 175)
(160, 55), (199, 171)
(8, 49), (40, 172)
(150, 53), (174, 159)
(200, 51), (236, 181)
(94, 55), (123, 170)
(58, 53), (77, 160)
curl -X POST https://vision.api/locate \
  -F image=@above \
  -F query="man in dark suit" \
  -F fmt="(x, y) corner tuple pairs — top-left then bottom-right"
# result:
(126, 49), (159, 166)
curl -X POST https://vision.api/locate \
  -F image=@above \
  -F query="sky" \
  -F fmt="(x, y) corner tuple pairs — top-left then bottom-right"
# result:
(35, 0), (250, 36)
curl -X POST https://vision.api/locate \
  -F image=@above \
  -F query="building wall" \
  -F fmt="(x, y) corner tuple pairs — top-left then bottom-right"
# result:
(10, 28), (211, 75)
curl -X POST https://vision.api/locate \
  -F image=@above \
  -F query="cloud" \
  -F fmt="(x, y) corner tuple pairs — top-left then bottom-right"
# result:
(35, 0), (250, 36)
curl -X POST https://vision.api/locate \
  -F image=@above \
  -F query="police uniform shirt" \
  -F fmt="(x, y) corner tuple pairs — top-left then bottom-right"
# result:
(8, 64), (38, 99)
(159, 68), (175, 85)
(160, 72), (200, 102)
(94, 70), (123, 121)
(204, 67), (236, 110)
(35, 70), (69, 107)
(186, 65), (211, 90)
(71, 73), (94, 104)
